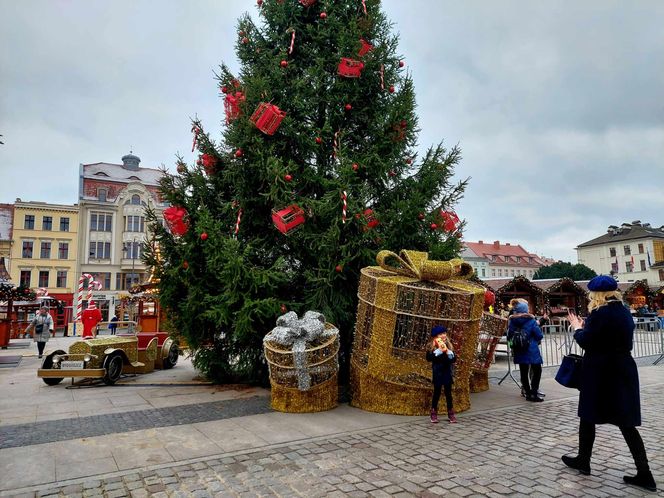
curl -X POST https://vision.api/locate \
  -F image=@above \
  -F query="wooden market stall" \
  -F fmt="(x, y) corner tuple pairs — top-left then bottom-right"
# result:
(493, 275), (546, 316)
(540, 277), (590, 317)
(623, 280), (652, 311)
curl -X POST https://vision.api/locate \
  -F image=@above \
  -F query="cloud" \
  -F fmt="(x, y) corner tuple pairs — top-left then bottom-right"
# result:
(1, 0), (663, 263)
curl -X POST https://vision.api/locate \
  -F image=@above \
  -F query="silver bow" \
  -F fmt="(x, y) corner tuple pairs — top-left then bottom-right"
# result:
(265, 311), (336, 391)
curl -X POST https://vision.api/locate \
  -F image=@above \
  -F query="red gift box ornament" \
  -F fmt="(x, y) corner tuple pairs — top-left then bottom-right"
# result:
(163, 206), (190, 236)
(299, 0), (317, 6)
(224, 91), (245, 124)
(358, 38), (373, 57)
(201, 153), (217, 175)
(363, 208), (379, 229)
(250, 102), (286, 135)
(337, 58), (365, 78)
(272, 205), (305, 234)
(440, 210), (460, 232)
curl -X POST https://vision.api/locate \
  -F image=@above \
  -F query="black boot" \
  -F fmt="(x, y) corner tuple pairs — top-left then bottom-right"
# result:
(561, 455), (590, 475)
(623, 471), (656, 492)
(526, 389), (543, 402)
(621, 427), (657, 491)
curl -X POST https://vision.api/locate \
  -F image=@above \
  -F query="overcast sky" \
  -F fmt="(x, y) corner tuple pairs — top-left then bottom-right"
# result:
(1, 0), (663, 262)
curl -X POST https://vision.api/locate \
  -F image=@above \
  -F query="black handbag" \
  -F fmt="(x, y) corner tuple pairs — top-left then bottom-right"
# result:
(555, 353), (583, 389)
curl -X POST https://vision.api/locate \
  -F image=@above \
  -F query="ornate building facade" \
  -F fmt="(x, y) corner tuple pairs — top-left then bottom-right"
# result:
(76, 153), (166, 321)
(462, 240), (546, 280)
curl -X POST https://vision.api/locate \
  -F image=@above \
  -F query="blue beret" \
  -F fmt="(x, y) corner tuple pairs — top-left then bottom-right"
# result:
(431, 325), (447, 337)
(513, 301), (529, 314)
(587, 275), (618, 292)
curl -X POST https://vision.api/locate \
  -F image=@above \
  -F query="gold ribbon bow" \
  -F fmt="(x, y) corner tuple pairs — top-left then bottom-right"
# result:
(376, 250), (473, 282)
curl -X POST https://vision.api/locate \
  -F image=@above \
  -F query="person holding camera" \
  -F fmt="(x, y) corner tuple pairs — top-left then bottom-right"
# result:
(25, 307), (54, 358)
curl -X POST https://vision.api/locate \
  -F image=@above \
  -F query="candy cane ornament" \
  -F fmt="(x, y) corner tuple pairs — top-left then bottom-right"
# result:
(341, 191), (347, 224)
(288, 29), (295, 54)
(234, 208), (243, 238)
(191, 125), (200, 152)
(76, 273), (93, 321)
(380, 64), (385, 90)
(361, 0), (367, 15)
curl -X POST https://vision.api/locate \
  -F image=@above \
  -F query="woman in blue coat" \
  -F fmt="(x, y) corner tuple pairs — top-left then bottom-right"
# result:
(506, 299), (544, 402)
(564, 275), (656, 492)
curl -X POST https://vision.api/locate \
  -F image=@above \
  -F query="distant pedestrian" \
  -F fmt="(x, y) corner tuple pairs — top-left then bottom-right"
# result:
(108, 315), (118, 335)
(426, 325), (457, 424)
(563, 275), (657, 492)
(507, 298), (544, 402)
(25, 307), (54, 359)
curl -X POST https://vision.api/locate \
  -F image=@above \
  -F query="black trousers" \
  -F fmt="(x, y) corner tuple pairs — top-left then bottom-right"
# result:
(578, 419), (650, 472)
(519, 363), (542, 393)
(432, 383), (453, 412)
(37, 341), (46, 356)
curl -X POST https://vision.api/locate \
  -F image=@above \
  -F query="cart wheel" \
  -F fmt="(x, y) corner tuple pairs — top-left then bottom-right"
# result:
(41, 351), (65, 386)
(102, 353), (123, 385)
(163, 343), (179, 369)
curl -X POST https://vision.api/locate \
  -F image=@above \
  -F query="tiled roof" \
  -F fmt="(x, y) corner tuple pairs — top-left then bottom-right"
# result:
(83, 163), (163, 185)
(464, 241), (544, 267)
(577, 222), (664, 248)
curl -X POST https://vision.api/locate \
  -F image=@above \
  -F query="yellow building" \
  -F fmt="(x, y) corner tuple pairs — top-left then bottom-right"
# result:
(10, 201), (79, 326)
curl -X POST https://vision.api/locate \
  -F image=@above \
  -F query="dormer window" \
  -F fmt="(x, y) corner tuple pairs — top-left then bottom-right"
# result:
(98, 188), (108, 202)
(515, 256), (520, 263)
(131, 194), (141, 205)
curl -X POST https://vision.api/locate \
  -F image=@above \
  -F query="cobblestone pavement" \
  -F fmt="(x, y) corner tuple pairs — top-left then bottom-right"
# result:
(0, 396), (270, 449)
(7, 385), (662, 497)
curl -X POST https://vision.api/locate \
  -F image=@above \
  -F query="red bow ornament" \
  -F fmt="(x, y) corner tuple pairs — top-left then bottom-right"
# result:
(163, 206), (190, 236)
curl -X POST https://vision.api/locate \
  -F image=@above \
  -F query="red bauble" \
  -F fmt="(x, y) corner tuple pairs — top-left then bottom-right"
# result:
(399, 60), (405, 68)
(241, 37), (249, 44)
(280, 304), (287, 313)
(201, 153), (217, 175)
(176, 163), (186, 174)
(280, 60), (288, 68)
(364, 208), (379, 228)
(196, 158), (202, 166)
(319, 12), (327, 19)
(430, 223), (438, 230)
(352, 163), (359, 171)
(257, 0), (263, 5)
(284, 174), (292, 182)
(405, 158), (412, 164)
(200, 232), (208, 241)
(389, 85), (395, 93)
(418, 213), (425, 220)
(345, 103), (352, 111)
(315, 137), (322, 144)
(239, 30), (245, 36)
(183, 261), (189, 269)
(388, 170), (396, 177)
(400, 120), (407, 128)
(335, 265), (343, 272)
(221, 86), (228, 94)
(484, 290), (496, 307)
(235, 149), (243, 158)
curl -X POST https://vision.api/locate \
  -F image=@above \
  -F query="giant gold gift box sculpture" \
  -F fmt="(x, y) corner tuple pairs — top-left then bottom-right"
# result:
(350, 250), (485, 415)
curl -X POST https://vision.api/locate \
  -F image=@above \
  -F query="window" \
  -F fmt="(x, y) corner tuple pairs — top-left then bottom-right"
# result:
(90, 212), (112, 231)
(125, 215), (145, 232)
(93, 272), (112, 290)
(38, 271), (49, 287)
(491, 269), (496, 277)
(98, 188), (107, 202)
(24, 215), (35, 229)
(626, 261), (633, 273)
(609, 247), (616, 257)
(60, 217), (70, 231)
(638, 243), (644, 254)
(515, 256), (521, 263)
(22, 241), (33, 258)
(510, 269), (515, 276)
(56, 271), (67, 288)
(20, 270), (31, 287)
(58, 242), (69, 259)
(481, 268), (485, 277)
(40, 241), (51, 259)
(498, 269), (503, 277)
(131, 194), (141, 205)
(640, 260), (646, 271)
(42, 216), (52, 230)
(89, 241), (111, 259)
(624, 245), (631, 256)
(660, 269), (664, 281)
(611, 262), (619, 273)
(123, 241), (141, 259)
(117, 272), (142, 290)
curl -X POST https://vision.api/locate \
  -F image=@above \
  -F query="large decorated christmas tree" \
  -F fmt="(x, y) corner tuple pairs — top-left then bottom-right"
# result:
(145, 0), (468, 383)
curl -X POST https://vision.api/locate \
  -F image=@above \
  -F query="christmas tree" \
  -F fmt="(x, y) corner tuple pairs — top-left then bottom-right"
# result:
(145, 0), (468, 384)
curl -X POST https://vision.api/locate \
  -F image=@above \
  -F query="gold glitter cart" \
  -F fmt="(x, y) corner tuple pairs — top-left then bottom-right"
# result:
(470, 312), (508, 393)
(350, 250), (485, 415)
